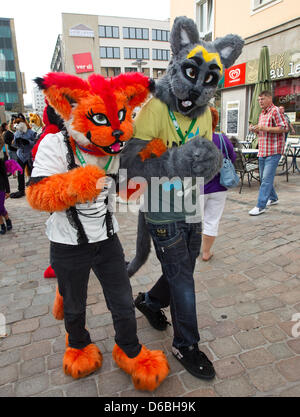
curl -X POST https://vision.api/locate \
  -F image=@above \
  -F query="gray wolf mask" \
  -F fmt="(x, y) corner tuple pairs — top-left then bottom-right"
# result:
(154, 16), (244, 118)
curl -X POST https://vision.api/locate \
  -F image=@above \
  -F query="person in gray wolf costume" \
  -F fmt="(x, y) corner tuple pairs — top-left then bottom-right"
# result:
(120, 16), (244, 379)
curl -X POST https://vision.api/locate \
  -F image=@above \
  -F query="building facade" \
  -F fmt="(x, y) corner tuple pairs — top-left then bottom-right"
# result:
(50, 13), (170, 80)
(0, 17), (24, 113)
(32, 86), (46, 115)
(171, 0), (300, 138)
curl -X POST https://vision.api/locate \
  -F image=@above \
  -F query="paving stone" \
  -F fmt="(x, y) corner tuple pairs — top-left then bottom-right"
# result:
(0, 333), (31, 351)
(0, 385), (14, 397)
(66, 379), (98, 397)
(153, 375), (185, 397)
(24, 305), (49, 319)
(235, 316), (261, 331)
(279, 384), (300, 397)
(12, 317), (40, 335)
(0, 349), (20, 367)
(209, 336), (241, 358)
(258, 296), (285, 312)
(32, 325), (61, 342)
(22, 340), (51, 361)
(214, 376), (255, 397)
(287, 338), (300, 354)
(235, 301), (261, 316)
(276, 357), (300, 382)
(260, 325), (286, 343)
(234, 329), (267, 349)
(267, 343), (294, 360)
(183, 388), (217, 397)
(0, 364), (18, 385)
(15, 374), (49, 397)
(20, 357), (45, 378)
(97, 369), (132, 396)
(248, 366), (286, 392)
(239, 348), (275, 369)
(214, 356), (245, 379)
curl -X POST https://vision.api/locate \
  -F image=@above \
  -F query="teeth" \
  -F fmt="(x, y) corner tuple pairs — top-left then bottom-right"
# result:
(182, 100), (192, 108)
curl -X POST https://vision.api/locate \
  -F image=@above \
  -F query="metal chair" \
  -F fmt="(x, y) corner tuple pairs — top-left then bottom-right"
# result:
(233, 148), (260, 194)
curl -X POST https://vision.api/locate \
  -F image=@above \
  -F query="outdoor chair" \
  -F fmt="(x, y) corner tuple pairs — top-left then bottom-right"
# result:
(233, 148), (260, 194)
(276, 142), (290, 182)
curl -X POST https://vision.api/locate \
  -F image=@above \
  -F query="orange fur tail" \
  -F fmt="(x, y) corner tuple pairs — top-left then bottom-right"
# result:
(52, 286), (64, 320)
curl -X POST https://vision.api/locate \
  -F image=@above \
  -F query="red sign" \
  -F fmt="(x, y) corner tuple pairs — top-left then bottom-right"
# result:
(224, 63), (246, 88)
(73, 53), (94, 74)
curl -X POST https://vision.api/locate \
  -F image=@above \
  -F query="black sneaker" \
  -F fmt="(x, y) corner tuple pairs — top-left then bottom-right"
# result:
(0, 224), (7, 235)
(6, 218), (12, 231)
(172, 344), (215, 380)
(10, 191), (25, 199)
(134, 292), (170, 331)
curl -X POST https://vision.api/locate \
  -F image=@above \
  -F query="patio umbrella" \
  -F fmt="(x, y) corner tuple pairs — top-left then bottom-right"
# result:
(249, 45), (271, 126)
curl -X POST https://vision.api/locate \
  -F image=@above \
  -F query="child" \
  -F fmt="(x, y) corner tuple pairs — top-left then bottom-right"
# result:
(0, 138), (12, 234)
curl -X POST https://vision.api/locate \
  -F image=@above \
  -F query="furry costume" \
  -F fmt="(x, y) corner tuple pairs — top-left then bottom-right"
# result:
(120, 16), (244, 379)
(26, 72), (169, 390)
(29, 113), (44, 135)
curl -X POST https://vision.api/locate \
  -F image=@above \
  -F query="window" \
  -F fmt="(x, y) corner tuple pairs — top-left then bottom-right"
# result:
(125, 67), (138, 73)
(123, 27), (149, 40)
(99, 25), (119, 38)
(0, 24), (11, 38)
(0, 71), (16, 82)
(153, 68), (166, 79)
(152, 49), (170, 61)
(0, 48), (14, 60)
(101, 67), (121, 77)
(124, 48), (149, 60)
(252, 0), (280, 11)
(100, 47), (120, 59)
(152, 29), (170, 42)
(196, 0), (214, 41)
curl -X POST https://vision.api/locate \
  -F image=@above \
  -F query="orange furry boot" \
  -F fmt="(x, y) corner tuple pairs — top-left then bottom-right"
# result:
(63, 344), (102, 379)
(52, 286), (64, 320)
(112, 344), (169, 391)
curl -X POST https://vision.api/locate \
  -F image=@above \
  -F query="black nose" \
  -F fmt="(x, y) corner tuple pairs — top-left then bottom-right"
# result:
(112, 130), (124, 140)
(190, 90), (200, 101)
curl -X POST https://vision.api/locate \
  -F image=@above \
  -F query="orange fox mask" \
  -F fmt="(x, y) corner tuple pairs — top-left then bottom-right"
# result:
(34, 72), (151, 156)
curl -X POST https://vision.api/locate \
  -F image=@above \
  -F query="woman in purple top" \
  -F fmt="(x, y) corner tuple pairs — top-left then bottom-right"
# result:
(202, 107), (236, 261)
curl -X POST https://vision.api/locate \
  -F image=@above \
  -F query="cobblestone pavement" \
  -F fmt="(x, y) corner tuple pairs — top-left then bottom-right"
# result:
(0, 171), (300, 398)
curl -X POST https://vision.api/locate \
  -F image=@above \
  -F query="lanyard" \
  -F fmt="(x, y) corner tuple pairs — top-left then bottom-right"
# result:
(76, 145), (113, 172)
(168, 109), (196, 145)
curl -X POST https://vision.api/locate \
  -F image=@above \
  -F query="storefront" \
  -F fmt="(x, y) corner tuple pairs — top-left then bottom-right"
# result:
(219, 48), (300, 139)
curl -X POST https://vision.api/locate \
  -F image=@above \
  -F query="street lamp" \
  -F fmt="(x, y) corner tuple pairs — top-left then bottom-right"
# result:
(132, 58), (147, 73)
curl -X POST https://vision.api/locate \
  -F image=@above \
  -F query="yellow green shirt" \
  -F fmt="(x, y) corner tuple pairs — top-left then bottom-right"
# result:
(134, 97), (212, 147)
(133, 97), (213, 223)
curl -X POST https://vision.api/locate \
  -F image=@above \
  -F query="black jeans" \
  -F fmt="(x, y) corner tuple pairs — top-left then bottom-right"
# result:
(50, 235), (141, 357)
(16, 158), (32, 192)
(145, 220), (202, 348)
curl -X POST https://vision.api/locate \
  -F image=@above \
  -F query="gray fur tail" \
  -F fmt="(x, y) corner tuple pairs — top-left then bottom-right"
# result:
(127, 210), (151, 277)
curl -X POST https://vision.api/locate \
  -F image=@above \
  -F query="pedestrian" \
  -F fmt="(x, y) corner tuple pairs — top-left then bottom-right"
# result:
(2, 121), (18, 162)
(0, 135), (12, 235)
(10, 114), (36, 199)
(279, 105), (296, 141)
(248, 90), (288, 215)
(0, 123), (8, 161)
(202, 107), (236, 261)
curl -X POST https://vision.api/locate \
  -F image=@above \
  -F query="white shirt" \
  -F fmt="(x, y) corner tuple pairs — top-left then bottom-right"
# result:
(31, 132), (119, 245)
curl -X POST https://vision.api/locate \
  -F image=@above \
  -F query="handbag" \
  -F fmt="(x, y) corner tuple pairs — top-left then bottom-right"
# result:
(218, 133), (240, 188)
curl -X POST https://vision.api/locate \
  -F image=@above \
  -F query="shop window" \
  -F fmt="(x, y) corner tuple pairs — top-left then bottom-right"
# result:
(100, 67), (121, 77)
(273, 78), (300, 136)
(153, 68), (166, 79)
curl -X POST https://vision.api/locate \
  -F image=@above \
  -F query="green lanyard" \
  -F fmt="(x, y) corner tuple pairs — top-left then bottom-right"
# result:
(168, 109), (196, 145)
(76, 145), (113, 172)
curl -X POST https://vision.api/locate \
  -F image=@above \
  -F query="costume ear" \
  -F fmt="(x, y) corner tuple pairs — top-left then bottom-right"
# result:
(34, 73), (90, 120)
(169, 16), (200, 56)
(212, 34), (244, 69)
(110, 72), (150, 108)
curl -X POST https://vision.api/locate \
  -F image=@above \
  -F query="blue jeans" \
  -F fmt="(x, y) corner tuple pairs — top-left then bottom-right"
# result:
(145, 220), (201, 348)
(257, 154), (281, 209)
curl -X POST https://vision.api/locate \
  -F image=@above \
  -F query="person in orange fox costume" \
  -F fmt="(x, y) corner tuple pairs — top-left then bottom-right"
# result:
(26, 72), (169, 391)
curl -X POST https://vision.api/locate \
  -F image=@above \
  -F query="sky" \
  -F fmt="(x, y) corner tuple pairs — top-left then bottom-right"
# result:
(1, 0), (170, 105)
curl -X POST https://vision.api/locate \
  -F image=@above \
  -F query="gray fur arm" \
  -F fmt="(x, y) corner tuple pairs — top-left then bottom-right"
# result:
(120, 137), (223, 184)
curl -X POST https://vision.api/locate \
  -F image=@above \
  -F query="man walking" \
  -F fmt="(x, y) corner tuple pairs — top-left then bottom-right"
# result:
(249, 90), (288, 216)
